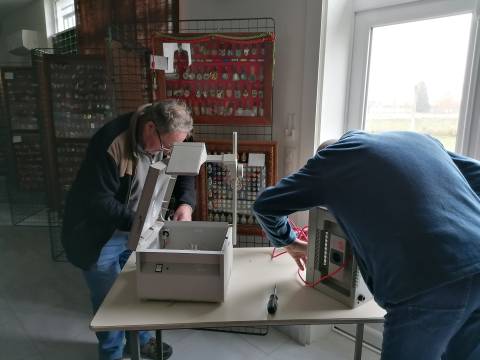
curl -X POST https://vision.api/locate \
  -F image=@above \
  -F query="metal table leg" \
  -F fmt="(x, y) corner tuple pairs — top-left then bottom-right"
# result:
(155, 329), (164, 360)
(354, 323), (365, 360)
(128, 330), (141, 360)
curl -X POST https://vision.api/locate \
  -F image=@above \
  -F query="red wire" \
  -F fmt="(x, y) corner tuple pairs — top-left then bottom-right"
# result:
(268, 218), (348, 287)
(297, 261), (348, 288)
(270, 248), (286, 259)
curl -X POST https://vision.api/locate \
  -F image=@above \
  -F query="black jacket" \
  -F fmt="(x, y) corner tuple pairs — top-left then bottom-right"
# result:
(61, 111), (196, 270)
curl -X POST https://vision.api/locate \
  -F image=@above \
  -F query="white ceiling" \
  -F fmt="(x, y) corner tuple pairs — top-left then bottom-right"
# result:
(0, 0), (34, 20)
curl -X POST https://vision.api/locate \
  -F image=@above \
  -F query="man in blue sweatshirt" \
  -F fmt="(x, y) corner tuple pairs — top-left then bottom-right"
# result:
(253, 131), (480, 359)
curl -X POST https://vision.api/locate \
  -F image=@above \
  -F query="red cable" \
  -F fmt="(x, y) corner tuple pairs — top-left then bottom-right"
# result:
(268, 218), (348, 287)
(271, 248), (286, 259)
(297, 261), (348, 288)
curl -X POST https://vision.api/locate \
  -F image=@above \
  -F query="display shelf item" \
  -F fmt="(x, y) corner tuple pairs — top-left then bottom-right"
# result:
(0, 82), (9, 176)
(46, 55), (113, 139)
(0, 131), (9, 176)
(196, 140), (276, 235)
(1, 67), (39, 131)
(11, 133), (45, 191)
(55, 140), (88, 203)
(152, 32), (274, 125)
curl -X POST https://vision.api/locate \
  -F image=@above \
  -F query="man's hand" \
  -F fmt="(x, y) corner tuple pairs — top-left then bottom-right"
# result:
(284, 239), (308, 271)
(173, 204), (193, 221)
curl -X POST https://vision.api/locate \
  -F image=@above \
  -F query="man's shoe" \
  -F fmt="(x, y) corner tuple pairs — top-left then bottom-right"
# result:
(124, 338), (173, 360)
(141, 338), (173, 360)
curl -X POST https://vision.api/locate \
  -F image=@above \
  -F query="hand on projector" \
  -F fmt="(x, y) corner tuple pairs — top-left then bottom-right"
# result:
(173, 204), (193, 221)
(285, 239), (308, 271)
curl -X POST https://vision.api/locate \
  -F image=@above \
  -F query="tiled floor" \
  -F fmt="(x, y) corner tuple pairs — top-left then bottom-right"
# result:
(0, 222), (380, 360)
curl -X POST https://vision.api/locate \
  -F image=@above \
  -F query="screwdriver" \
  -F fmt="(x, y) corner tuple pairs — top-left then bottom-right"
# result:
(267, 284), (278, 315)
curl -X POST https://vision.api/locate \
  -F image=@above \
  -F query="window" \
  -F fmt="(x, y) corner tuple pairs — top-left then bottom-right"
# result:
(347, 0), (479, 154)
(365, 15), (471, 151)
(55, 0), (76, 33)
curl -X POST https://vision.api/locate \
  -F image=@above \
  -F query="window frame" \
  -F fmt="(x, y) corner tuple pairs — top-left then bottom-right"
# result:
(346, 0), (480, 156)
(53, 0), (76, 34)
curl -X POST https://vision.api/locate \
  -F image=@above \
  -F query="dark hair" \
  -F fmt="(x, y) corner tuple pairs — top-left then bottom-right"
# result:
(146, 99), (193, 134)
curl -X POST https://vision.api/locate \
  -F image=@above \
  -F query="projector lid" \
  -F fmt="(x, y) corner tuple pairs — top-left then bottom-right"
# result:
(166, 142), (207, 176)
(7, 30), (39, 56)
(128, 161), (177, 250)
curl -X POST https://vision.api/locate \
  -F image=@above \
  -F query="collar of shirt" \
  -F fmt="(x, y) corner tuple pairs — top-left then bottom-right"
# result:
(136, 143), (164, 162)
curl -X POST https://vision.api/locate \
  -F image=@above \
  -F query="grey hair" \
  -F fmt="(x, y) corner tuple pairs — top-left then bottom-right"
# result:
(148, 99), (193, 134)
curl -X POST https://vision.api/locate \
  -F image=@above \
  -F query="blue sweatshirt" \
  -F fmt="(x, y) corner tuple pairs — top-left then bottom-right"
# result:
(253, 131), (480, 306)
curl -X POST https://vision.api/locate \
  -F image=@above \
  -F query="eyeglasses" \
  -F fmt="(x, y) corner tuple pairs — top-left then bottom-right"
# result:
(156, 129), (173, 154)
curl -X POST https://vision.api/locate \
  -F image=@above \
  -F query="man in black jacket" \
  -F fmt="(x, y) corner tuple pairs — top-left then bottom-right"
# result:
(62, 100), (196, 360)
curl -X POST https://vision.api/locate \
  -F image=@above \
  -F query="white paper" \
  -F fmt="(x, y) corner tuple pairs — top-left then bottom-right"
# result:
(248, 153), (265, 167)
(12, 135), (22, 143)
(4, 72), (14, 80)
(150, 55), (168, 70)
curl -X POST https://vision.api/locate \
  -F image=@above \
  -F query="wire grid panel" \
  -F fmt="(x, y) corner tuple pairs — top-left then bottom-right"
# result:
(178, 18), (275, 33)
(0, 55), (52, 225)
(236, 233), (270, 248)
(52, 28), (79, 54)
(48, 55), (113, 139)
(0, 73), (9, 176)
(2, 67), (40, 131)
(110, 22), (170, 50)
(194, 125), (272, 142)
(135, 0), (178, 47)
(107, 41), (152, 115)
(0, 131), (8, 176)
(176, 18), (275, 141)
(56, 140), (89, 206)
(48, 208), (67, 262)
(11, 134), (45, 191)
(197, 326), (269, 336)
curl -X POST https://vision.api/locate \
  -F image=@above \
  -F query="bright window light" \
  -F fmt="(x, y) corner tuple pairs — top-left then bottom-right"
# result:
(364, 14), (472, 151)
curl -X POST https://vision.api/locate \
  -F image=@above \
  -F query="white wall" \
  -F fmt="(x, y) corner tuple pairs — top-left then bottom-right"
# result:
(180, 0), (359, 229)
(0, 0), (49, 66)
(319, 0), (355, 143)
(180, 0), (321, 178)
(354, 0), (419, 12)
(180, 0), (332, 342)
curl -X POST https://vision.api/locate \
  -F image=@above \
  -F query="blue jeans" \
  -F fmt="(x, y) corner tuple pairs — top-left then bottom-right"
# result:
(83, 232), (153, 360)
(381, 272), (480, 360)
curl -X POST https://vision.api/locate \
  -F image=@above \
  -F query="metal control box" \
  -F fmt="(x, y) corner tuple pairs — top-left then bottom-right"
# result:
(128, 159), (233, 302)
(306, 207), (372, 308)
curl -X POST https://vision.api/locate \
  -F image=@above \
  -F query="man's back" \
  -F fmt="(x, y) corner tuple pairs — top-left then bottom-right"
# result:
(253, 130), (480, 306)
(316, 131), (480, 305)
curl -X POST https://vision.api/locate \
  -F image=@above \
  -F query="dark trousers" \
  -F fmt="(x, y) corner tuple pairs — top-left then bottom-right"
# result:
(381, 272), (480, 359)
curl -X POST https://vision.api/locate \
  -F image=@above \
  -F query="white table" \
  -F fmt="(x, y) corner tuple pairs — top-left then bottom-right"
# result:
(91, 248), (385, 359)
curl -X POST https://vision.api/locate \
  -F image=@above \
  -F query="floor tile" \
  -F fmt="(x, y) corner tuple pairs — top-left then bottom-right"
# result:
(239, 327), (294, 355)
(268, 331), (380, 360)
(0, 203), (12, 225)
(170, 329), (269, 360)
(0, 302), (41, 360)
(163, 329), (197, 345)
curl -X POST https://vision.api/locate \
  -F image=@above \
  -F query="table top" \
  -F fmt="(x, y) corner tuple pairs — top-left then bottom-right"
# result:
(91, 248), (386, 331)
